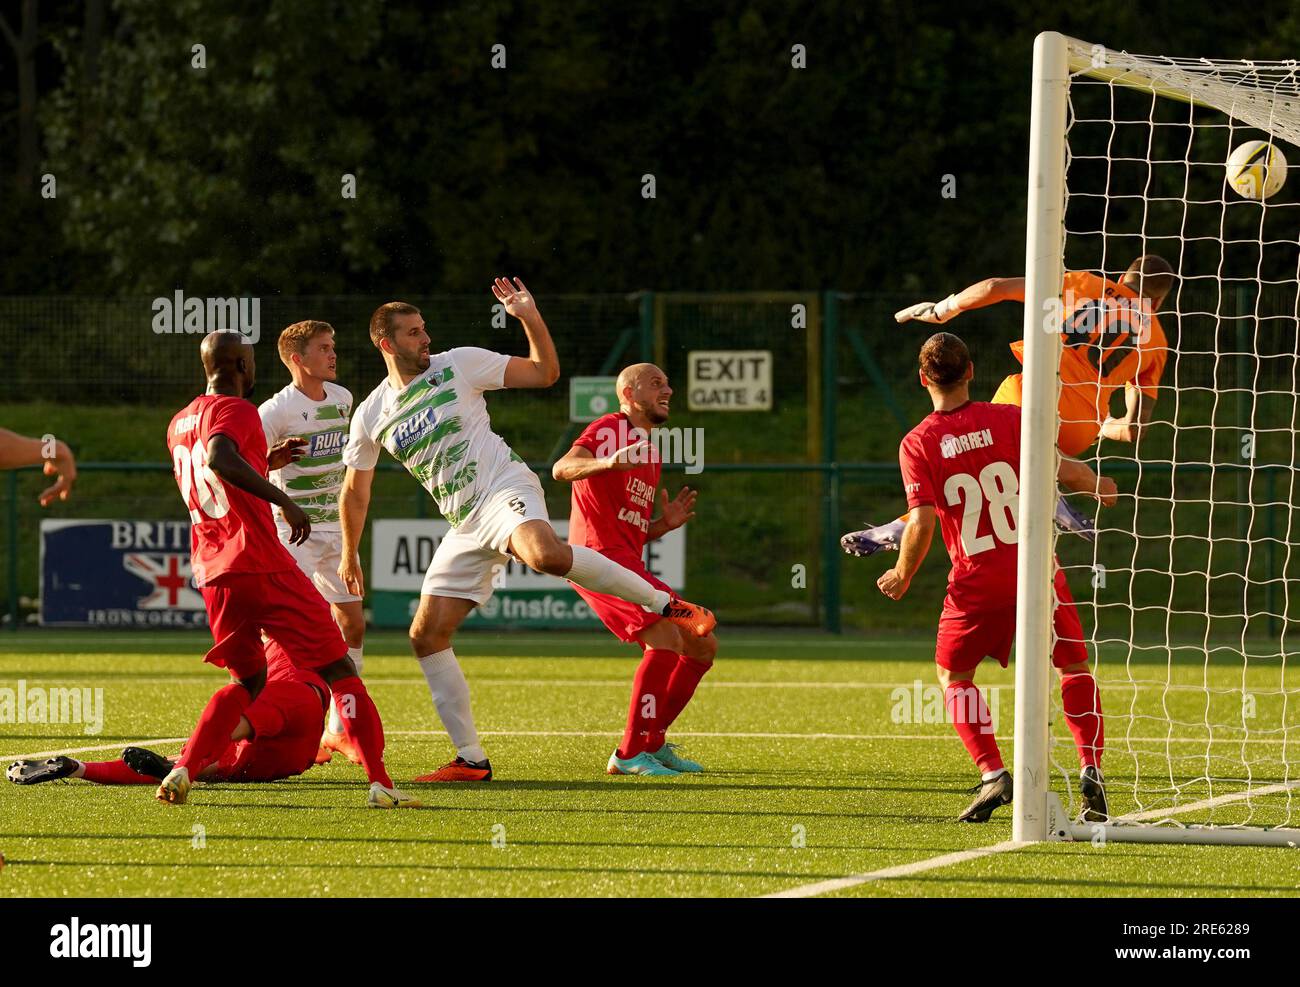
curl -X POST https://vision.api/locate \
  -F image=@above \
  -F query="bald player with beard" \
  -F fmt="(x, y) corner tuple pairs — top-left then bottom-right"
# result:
(552, 363), (717, 776)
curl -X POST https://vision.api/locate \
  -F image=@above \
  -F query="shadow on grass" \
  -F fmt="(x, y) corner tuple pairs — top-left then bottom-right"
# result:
(1, 858), (857, 883)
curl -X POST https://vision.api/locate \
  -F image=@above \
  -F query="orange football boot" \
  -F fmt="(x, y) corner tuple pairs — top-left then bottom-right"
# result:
(413, 756), (493, 782)
(663, 597), (716, 637)
(319, 729), (363, 766)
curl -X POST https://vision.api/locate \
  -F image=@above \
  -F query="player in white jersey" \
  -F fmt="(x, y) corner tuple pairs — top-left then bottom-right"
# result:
(259, 320), (366, 766)
(340, 278), (716, 782)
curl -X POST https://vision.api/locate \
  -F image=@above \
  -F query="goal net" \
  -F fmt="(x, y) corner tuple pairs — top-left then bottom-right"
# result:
(1016, 34), (1300, 845)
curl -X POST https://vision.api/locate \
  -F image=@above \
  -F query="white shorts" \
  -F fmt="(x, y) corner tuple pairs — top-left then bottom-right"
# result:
(279, 528), (362, 605)
(421, 464), (549, 605)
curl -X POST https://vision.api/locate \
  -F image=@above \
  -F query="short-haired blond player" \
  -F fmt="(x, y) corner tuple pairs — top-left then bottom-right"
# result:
(258, 320), (366, 765)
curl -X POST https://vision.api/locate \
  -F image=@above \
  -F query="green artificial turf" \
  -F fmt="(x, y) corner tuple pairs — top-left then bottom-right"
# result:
(0, 630), (1297, 897)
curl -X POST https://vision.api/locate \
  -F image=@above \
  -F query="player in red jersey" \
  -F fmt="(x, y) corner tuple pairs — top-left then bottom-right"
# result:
(8, 642), (328, 788)
(866, 333), (1117, 823)
(164, 330), (415, 808)
(552, 363), (716, 776)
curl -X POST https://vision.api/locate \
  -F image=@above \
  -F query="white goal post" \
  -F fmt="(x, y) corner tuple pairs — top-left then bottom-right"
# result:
(1014, 32), (1300, 846)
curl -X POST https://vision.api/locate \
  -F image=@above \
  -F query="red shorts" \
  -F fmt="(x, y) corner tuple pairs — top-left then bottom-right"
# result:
(935, 568), (1088, 674)
(210, 678), (328, 782)
(201, 568), (347, 680)
(569, 550), (672, 644)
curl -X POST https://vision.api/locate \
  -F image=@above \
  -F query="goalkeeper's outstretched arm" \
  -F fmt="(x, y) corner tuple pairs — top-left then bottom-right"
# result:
(894, 277), (1026, 325)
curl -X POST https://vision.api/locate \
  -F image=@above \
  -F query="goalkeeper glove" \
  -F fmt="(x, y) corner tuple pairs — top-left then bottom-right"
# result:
(894, 294), (961, 324)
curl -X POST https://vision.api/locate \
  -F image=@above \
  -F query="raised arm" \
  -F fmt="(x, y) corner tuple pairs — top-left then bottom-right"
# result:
(492, 277), (560, 389)
(878, 505), (936, 600)
(339, 465), (374, 597)
(646, 486), (696, 541)
(895, 277), (1026, 324)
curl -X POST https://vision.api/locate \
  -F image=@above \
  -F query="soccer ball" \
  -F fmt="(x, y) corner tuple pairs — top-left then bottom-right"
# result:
(1226, 140), (1287, 201)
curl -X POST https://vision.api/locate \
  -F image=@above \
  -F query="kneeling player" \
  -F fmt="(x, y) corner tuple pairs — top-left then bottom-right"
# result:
(9, 643), (328, 788)
(552, 363), (716, 776)
(865, 333), (1116, 823)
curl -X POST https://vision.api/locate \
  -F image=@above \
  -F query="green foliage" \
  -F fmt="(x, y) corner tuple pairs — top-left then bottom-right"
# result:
(39, 0), (397, 294)
(14, 2), (1300, 295)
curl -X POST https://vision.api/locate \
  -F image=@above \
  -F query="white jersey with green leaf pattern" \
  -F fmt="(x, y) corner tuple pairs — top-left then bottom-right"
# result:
(344, 347), (526, 528)
(259, 380), (352, 532)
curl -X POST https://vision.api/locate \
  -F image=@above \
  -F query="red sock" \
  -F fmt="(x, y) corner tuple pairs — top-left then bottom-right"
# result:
(175, 683), (250, 776)
(1061, 672), (1104, 769)
(618, 648), (678, 758)
(331, 675), (393, 788)
(80, 759), (156, 785)
(663, 654), (711, 729)
(944, 681), (1004, 774)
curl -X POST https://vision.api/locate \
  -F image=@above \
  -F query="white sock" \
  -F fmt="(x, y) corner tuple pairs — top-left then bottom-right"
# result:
(418, 648), (486, 764)
(565, 544), (671, 613)
(982, 768), (1009, 782)
(328, 646), (365, 735)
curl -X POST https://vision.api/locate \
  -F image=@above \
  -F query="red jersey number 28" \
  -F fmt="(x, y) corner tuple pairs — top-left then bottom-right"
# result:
(943, 461), (1019, 556)
(173, 440), (231, 524)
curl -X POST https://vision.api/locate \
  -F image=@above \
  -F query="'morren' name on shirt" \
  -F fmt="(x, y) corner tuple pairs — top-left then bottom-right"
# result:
(939, 428), (995, 459)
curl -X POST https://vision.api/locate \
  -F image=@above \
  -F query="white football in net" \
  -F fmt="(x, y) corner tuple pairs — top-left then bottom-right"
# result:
(1226, 139), (1287, 200)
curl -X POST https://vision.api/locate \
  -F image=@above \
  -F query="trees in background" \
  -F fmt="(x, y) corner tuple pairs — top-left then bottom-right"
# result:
(2, 0), (1299, 295)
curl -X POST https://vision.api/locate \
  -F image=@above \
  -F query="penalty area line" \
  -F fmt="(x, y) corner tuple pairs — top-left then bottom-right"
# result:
(760, 840), (1024, 898)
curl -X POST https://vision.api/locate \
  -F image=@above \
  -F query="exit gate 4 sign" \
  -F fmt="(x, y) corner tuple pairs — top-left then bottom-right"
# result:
(687, 350), (772, 411)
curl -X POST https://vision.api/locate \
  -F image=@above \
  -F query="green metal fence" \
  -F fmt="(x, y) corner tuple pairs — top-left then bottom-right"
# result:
(3, 288), (1297, 634)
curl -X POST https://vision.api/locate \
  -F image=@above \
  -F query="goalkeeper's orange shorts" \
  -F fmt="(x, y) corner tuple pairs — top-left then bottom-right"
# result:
(991, 372), (1099, 458)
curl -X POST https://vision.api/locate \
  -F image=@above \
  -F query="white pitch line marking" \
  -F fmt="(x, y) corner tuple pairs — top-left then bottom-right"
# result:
(761, 840), (1024, 898)
(1117, 779), (1300, 823)
(0, 738), (191, 762)
(8, 729), (1300, 763)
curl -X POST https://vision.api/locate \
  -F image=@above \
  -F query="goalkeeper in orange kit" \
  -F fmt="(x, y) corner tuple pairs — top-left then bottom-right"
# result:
(842, 255), (1174, 557)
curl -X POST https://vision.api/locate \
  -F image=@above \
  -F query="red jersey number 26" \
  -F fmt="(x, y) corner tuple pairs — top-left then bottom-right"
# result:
(943, 461), (1019, 556)
(173, 439), (231, 525)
